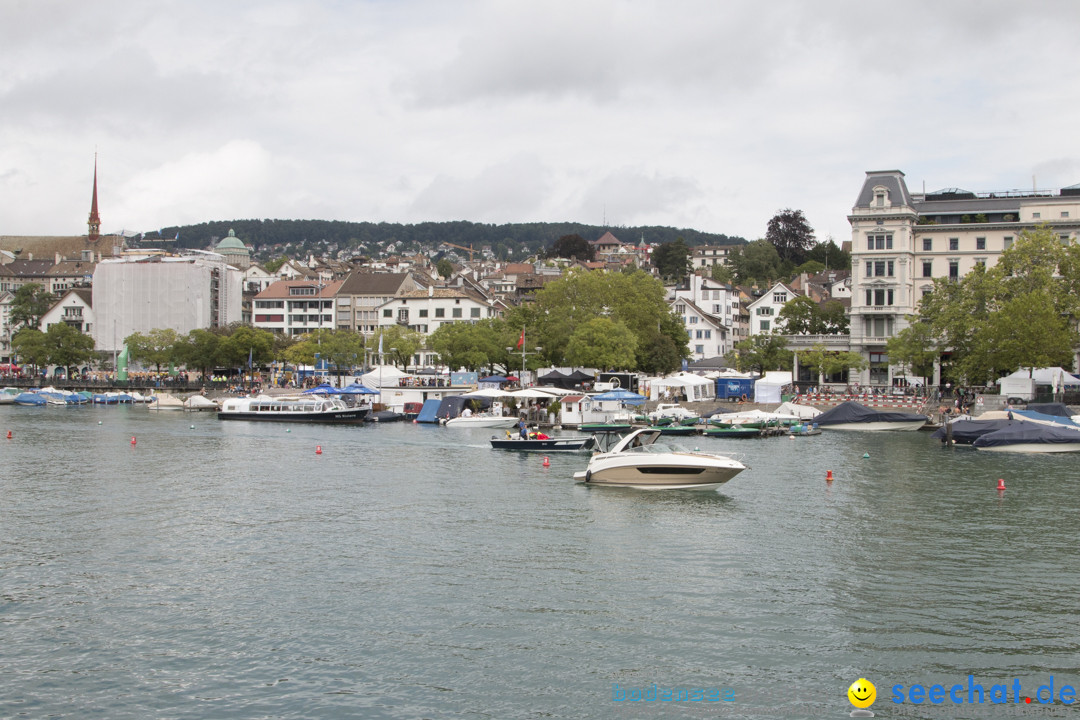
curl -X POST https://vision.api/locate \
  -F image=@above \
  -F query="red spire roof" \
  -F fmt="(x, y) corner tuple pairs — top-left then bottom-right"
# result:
(87, 156), (101, 243)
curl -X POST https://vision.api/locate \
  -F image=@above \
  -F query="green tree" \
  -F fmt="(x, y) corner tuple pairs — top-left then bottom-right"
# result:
(766, 208), (815, 264)
(564, 318), (638, 370)
(125, 329), (181, 372)
(428, 322), (501, 371)
(732, 333), (793, 375)
(9, 284), (55, 330)
(528, 268), (687, 368)
(726, 239), (782, 285)
(376, 325), (425, 369)
(651, 238), (691, 282)
(436, 258), (455, 278)
(709, 263), (734, 284)
(797, 343), (868, 384)
(635, 330), (684, 375)
(264, 256), (287, 273)
(10, 328), (48, 369)
(43, 323), (96, 370)
(804, 237), (851, 270)
(885, 320), (938, 380)
(547, 233), (595, 261)
(176, 329), (223, 378)
(219, 326), (275, 369)
(777, 296), (848, 335)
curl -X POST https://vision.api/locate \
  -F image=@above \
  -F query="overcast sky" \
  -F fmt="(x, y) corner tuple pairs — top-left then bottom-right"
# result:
(3, 0), (1080, 246)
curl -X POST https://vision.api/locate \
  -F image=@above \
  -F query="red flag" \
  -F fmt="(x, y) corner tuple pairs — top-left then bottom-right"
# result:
(516, 329), (525, 349)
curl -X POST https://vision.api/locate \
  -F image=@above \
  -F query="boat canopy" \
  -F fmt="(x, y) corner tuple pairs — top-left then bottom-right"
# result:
(930, 418), (1014, 443)
(1023, 402), (1074, 418)
(813, 401), (927, 426)
(972, 422), (1080, 449)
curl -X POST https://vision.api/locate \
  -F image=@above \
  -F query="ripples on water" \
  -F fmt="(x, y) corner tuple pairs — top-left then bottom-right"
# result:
(2, 406), (1079, 718)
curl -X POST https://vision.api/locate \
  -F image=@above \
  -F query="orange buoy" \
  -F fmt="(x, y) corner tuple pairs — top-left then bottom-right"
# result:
(5, 430), (11, 439)
(316, 445), (323, 455)
(826, 470), (833, 482)
(542, 455), (550, 467)
(997, 478), (1006, 491)
(130, 436), (137, 446)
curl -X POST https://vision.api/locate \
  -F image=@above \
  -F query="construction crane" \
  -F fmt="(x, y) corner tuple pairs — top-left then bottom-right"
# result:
(441, 242), (475, 262)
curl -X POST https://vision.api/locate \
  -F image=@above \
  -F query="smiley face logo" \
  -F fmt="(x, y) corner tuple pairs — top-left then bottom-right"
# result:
(848, 678), (876, 709)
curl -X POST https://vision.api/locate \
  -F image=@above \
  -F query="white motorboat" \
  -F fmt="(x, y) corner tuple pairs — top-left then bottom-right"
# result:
(443, 413), (518, 428)
(184, 395), (220, 411)
(573, 428), (746, 491)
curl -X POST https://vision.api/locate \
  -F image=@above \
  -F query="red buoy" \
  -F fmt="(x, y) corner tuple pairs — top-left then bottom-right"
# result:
(5, 430), (11, 439)
(131, 436), (137, 446)
(543, 455), (550, 467)
(997, 478), (1006, 491)
(316, 445), (323, 455)
(826, 470), (834, 482)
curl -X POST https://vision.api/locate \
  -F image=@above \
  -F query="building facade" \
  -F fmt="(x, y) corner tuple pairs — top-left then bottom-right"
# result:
(252, 279), (342, 337)
(92, 253), (243, 353)
(846, 169), (1080, 385)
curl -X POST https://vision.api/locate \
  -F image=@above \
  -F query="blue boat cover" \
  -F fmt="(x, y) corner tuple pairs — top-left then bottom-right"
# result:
(1024, 402), (1073, 418)
(813, 401), (927, 426)
(930, 418), (1014, 444)
(433, 395), (492, 421)
(1013, 409), (1080, 427)
(415, 399), (444, 424)
(972, 422), (1080, 448)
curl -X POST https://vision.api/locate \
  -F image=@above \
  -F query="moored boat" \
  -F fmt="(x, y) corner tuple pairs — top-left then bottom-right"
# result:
(218, 395), (369, 423)
(813, 401), (927, 431)
(490, 434), (597, 451)
(443, 413), (518, 428)
(972, 422), (1080, 453)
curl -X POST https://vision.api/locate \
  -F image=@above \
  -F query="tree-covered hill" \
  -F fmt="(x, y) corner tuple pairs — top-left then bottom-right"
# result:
(136, 219), (745, 259)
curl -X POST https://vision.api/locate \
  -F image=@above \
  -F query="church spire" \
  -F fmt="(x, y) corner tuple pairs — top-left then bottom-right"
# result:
(87, 155), (101, 244)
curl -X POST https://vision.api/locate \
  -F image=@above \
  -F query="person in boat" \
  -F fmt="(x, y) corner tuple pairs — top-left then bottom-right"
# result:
(518, 417), (528, 439)
(461, 407), (473, 418)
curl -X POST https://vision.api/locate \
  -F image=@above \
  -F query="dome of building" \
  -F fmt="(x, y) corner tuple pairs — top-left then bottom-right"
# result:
(215, 229), (251, 269)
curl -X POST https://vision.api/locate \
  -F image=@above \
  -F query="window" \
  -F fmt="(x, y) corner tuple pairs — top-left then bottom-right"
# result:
(452, 308), (462, 318)
(1004, 236), (1013, 249)
(470, 307), (480, 318)
(419, 309), (428, 318)
(756, 307), (773, 316)
(435, 308), (445, 318)
(713, 304), (721, 314)
(865, 261), (873, 277)
(865, 289), (894, 306)
(695, 330), (703, 339)
(1033, 212), (1042, 219)
(1063, 212), (1071, 218)
(689, 316), (698, 324)
(949, 260), (959, 280)
(975, 258), (986, 268)
(695, 345), (705, 354)
(773, 292), (787, 303)
(867, 234), (893, 250)
(382, 309), (392, 318)
(397, 308), (408, 323)
(760, 320), (770, 331)
(922, 260), (933, 278)
(1062, 235), (1072, 246)
(949, 238), (959, 251)
(704, 330), (711, 339)
(290, 286), (316, 296)
(976, 237), (986, 250)
(922, 238), (932, 251)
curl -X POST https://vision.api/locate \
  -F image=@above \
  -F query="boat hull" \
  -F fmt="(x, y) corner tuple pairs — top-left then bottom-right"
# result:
(819, 420), (926, 431)
(574, 454), (744, 490)
(490, 436), (596, 451)
(444, 415), (518, 428)
(218, 408), (369, 423)
(974, 443), (1080, 453)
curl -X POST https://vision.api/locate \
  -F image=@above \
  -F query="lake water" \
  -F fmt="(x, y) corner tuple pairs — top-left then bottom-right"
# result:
(2, 405), (1079, 719)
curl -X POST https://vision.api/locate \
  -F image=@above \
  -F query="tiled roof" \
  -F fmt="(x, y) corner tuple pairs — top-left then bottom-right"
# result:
(255, 279), (343, 299)
(337, 272), (413, 295)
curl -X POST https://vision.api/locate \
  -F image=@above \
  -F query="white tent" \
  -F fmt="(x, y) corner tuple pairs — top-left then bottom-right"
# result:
(995, 367), (1080, 387)
(360, 365), (412, 388)
(647, 372), (715, 402)
(754, 371), (793, 404)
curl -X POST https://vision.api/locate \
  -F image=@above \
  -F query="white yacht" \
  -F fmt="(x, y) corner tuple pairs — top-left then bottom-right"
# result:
(573, 428), (746, 491)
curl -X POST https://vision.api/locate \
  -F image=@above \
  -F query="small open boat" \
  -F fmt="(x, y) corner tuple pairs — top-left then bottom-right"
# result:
(490, 435), (597, 452)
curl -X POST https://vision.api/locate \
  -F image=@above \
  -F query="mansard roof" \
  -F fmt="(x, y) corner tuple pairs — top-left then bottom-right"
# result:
(853, 170), (913, 209)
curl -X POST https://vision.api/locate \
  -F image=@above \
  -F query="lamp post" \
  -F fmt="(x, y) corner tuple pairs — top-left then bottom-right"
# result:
(507, 346), (542, 385)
